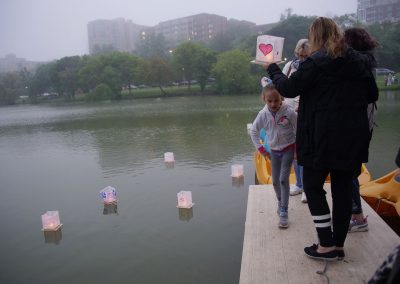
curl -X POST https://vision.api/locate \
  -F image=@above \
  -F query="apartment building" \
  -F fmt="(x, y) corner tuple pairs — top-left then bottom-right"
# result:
(155, 13), (227, 45)
(0, 54), (42, 73)
(87, 18), (149, 54)
(357, 0), (400, 23)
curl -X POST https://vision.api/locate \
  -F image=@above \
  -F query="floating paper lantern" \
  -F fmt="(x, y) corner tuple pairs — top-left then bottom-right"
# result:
(41, 211), (62, 231)
(100, 186), (117, 204)
(177, 191), (194, 209)
(231, 164), (244, 178)
(253, 35), (285, 64)
(247, 123), (253, 134)
(164, 152), (175, 163)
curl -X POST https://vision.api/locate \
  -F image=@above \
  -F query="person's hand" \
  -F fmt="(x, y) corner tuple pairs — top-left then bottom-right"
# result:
(395, 168), (400, 178)
(258, 146), (270, 160)
(263, 62), (271, 70)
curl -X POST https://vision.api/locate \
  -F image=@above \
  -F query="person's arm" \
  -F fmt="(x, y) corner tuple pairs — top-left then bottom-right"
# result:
(266, 59), (317, 98)
(250, 111), (270, 158)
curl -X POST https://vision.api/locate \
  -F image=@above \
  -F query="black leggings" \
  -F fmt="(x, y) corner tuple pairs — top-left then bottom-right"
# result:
(303, 166), (354, 247)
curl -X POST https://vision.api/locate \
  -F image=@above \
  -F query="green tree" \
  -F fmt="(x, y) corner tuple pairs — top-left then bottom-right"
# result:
(367, 21), (400, 70)
(212, 49), (254, 94)
(146, 57), (174, 95)
(87, 83), (113, 101)
(172, 42), (215, 90)
(193, 47), (216, 92)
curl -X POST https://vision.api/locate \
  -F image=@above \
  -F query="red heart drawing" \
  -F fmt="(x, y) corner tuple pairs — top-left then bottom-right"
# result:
(259, 43), (273, 56)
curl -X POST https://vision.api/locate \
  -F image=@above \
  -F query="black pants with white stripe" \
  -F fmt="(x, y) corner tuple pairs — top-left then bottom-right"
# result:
(303, 166), (354, 247)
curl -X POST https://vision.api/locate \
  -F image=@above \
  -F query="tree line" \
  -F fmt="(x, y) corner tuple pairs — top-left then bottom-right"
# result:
(1, 14), (399, 105)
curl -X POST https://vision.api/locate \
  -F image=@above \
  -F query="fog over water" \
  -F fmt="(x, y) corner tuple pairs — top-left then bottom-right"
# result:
(0, 0), (356, 61)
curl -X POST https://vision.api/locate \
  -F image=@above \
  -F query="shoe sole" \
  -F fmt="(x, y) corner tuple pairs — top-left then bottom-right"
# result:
(305, 253), (338, 261)
(301, 200), (307, 203)
(348, 227), (369, 233)
(290, 191), (302, 196)
(279, 223), (289, 228)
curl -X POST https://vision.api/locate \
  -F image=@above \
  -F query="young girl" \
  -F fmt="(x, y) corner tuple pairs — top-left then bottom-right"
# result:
(250, 80), (297, 228)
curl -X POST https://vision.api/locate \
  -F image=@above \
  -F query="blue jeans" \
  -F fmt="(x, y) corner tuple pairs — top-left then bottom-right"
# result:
(270, 147), (294, 211)
(294, 159), (303, 189)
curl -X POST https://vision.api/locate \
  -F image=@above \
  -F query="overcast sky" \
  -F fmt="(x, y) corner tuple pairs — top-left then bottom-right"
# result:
(0, 0), (357, 61)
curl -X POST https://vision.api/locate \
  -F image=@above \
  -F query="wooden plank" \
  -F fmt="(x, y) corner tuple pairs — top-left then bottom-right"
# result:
(239, 185), (400, 284)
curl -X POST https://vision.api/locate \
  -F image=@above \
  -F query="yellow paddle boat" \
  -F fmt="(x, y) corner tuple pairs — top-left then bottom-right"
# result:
(253, 150), (372, 186)
(360, 170), (400, 217)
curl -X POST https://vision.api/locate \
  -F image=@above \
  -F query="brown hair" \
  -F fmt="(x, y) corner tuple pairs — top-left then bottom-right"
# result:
(309, 17), (345, 58)
(261, 85), (281, 103)
(344, 28), (379, 52)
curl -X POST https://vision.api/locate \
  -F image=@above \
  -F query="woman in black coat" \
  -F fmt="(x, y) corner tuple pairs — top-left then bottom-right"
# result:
(265, 17), (379, 260)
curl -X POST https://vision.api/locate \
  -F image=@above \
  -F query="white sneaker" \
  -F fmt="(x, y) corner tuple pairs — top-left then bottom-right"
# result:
(301, 192), (307, 203)
(290, 186), (302, 196)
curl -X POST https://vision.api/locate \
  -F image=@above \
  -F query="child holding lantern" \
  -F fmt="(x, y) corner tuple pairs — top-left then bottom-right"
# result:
(250, 78), (297, 228)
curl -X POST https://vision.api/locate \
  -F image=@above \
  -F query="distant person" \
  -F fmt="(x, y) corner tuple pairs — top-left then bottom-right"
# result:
(250, 78), (297, 228)
(282, 38), (310, 203)
(344, 27), (379, 234)
(265, 17), (379, 260)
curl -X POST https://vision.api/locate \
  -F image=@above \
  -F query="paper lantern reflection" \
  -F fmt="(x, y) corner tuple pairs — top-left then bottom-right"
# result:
(41, 211), (62, 231)
(232, 176), (244, 187)
(231, 164), (244, 178)
(103, 203), (118, 215)
(100, 186), (117, 204)
(177, 191), (194, 209)
(164, 152), (175, 163)
(178, 207), (194, 222)
(43, 229), (62, 245)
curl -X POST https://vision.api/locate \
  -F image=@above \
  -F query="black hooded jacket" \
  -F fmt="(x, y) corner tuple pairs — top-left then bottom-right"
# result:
(267, 48), (379, 170)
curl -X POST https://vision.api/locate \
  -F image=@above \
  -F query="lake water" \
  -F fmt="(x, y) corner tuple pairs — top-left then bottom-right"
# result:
(0, 92), (399, 284)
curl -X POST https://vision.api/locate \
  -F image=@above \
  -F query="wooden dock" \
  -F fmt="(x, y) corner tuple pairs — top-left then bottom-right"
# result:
(239, 185), (400, 284)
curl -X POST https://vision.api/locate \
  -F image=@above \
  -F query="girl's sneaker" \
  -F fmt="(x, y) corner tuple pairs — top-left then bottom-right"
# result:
(301, 192), (307, 203)
(290, 186), (302, 196)
(279, 209), (289, 228)
(348, 217), (368, 232)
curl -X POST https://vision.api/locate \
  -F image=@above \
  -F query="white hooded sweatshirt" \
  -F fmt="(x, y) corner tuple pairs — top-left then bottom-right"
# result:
(250, 102), (297, 151)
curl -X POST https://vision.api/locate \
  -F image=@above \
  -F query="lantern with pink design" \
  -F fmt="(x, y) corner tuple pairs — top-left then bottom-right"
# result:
(100, 186), (117, 204)
(177, 191), (194, 208)
(231, 164), (244, 178)
(254, 35), (284, 63)
(41, 211), (62, 231)
(164, 152), (175, 163)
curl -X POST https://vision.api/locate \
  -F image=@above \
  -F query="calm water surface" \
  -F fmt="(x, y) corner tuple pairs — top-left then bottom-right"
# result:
(0, 93), (399, 284)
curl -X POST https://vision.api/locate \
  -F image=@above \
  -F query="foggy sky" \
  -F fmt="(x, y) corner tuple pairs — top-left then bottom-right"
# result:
(0, 0), (357, 61)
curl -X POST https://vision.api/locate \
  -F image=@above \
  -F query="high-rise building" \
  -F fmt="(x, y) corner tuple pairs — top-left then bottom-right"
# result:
(357, 0), (400, 24)
(87, 18), (149, 54)
(154, 13), (227, 45)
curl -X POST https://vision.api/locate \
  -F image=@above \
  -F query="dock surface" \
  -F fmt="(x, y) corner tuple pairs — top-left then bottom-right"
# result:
(239, 185), (400, 284)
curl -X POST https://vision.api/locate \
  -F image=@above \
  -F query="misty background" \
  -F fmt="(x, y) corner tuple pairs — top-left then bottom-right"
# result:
(0, 0), (357, 61)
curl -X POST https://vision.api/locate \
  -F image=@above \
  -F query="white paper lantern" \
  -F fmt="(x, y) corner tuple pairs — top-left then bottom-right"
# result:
(177, 191), (194, 208)
(100, 186), (117, 204)
(231, 164), (244, 178)
(247, 123), (253, 134)
(164, 152), (175, 163)
(41, 211), (62, 231)
(254, 35), (285, 63)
